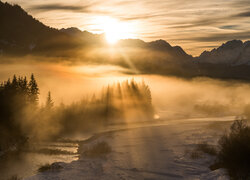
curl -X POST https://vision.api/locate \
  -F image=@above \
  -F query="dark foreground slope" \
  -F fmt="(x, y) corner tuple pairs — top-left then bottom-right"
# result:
(0, 1), (84, 55)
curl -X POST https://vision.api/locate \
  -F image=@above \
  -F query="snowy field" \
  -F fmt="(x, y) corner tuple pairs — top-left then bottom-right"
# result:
(26, 117), (234, 180)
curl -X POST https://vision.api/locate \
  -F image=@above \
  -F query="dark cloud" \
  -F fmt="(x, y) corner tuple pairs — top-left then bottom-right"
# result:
(28, 2), (112, 15)
(234, 11), (250, 17)
(181, 31), (250, 42)
(29, 3), (92, 12)
(219, 25), (238, 30)
(230, 0), (250, 8)
(118, 13), (166, 21)
(166, 12), (248, 30)
(170, 14), (238, 29)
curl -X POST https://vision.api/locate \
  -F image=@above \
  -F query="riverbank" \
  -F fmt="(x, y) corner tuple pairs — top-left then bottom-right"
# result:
(0, 140), (80, 180)
(26, 117), (233, 180)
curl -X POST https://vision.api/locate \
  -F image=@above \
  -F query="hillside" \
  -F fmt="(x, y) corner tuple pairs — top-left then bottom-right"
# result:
(0, 1), (83, 55)
(198, 40), (250, 65)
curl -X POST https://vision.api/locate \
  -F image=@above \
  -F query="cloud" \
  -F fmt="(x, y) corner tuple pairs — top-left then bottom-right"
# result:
(166, 14), (246, 29)
(180, 31), (250, 42)
(118, 14), (165, 21)
(29, 3), (93, 12)
(234, 11), (250, 17)
(219, 25), (238, 30)
(230, 0), (250, 8)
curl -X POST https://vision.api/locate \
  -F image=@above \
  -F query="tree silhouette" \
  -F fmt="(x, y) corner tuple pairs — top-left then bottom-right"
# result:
(46, 91), (54, 109)
(0, 75), (154, 147)
(0, 74), (40, 151)
(28, 73), (39, 105)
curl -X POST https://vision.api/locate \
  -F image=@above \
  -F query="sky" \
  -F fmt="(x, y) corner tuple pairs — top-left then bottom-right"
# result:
(4, 0), (250, 56)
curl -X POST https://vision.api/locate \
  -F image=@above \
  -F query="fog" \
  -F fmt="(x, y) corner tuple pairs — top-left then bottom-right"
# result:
(0, 62), (129, 104)
(1, 60), (250, 119)
(148, 76), (250, 118)
(2, 56), (250, 141)
(1, 57), (250, 180)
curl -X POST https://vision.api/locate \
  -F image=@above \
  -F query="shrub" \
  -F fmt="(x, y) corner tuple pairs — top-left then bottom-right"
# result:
(189, 142), (217, 159)
(216, 119), (250, 179)
(38, 164), (52, 172)
(38, 163), (62, 172)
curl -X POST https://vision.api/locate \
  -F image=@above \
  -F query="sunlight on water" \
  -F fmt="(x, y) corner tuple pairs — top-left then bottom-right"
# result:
(0, 141), (79, 180)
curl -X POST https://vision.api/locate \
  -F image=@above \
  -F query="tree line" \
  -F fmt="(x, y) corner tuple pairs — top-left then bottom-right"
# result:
(0, 74), (154, 151)
(0, 74), (39, 151)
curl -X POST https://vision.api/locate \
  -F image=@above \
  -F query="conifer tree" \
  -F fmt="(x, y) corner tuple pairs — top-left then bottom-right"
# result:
(28, 73), (39, 105)
(46, 91), (54, 109)
(21, 76), (28, 93)
(12, 75), (18, 90)
(141, 80), (152, 104)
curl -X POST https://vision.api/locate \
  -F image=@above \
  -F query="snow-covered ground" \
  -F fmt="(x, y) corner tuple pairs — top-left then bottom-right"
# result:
(26, 117), (233, 180)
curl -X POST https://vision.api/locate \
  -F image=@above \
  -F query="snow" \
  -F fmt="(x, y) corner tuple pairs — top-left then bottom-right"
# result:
(198, 40), (250, 65)
(26, 117), (232, 180)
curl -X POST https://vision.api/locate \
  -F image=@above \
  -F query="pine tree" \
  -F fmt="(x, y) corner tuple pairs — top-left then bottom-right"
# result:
(141, 80), (152, 104)
(12, 75), (18, 90)
(22, 76), (28, 94)
(116, 82), (122, 99)
(28, 73), (39, 105)
(5, 78), (11, 88)
(46, 91), (54, 109)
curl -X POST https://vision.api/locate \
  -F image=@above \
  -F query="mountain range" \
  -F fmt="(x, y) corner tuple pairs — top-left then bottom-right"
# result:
(0, 1), (250, 80)
(198, 40), (250, 65)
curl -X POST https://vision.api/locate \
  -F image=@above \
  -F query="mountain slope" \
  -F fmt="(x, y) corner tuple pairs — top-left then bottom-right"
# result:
(198, 40), (250, 65)
(60, 27), (105, 45)
(194, 40), (250, 80)
(0, 1), (82, 55)
(0, 1), (193, 60)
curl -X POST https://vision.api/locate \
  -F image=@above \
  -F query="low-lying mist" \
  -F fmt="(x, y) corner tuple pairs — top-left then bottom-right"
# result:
(1, 60), (250, 119)
(148, 76), (250, 119)
(2, 59), (250, 151)
(0, 73), (154, 143)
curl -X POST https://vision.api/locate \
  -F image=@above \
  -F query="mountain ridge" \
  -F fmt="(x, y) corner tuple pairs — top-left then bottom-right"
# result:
(0, 1), (198, 60)
(1, 1), (250, 81)
(198, 40), (250, 65)
(1, 1), (249, 65)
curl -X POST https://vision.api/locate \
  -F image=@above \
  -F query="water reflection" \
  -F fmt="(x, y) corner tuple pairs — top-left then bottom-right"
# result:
(0, 141), (79, 180)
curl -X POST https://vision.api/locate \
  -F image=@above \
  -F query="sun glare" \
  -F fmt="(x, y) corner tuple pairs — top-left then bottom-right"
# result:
(94, 17), (135, 44)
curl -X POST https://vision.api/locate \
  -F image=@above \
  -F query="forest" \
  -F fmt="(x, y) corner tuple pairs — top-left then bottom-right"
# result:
(0, 74), (154, 152)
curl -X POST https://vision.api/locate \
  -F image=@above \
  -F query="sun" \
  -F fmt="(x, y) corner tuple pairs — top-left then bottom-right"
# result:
(94, 17), (135, 44)
(102, 17), (127, 44)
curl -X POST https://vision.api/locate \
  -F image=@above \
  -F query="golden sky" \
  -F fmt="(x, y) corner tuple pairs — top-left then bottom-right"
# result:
(4, 0), (250, 56)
